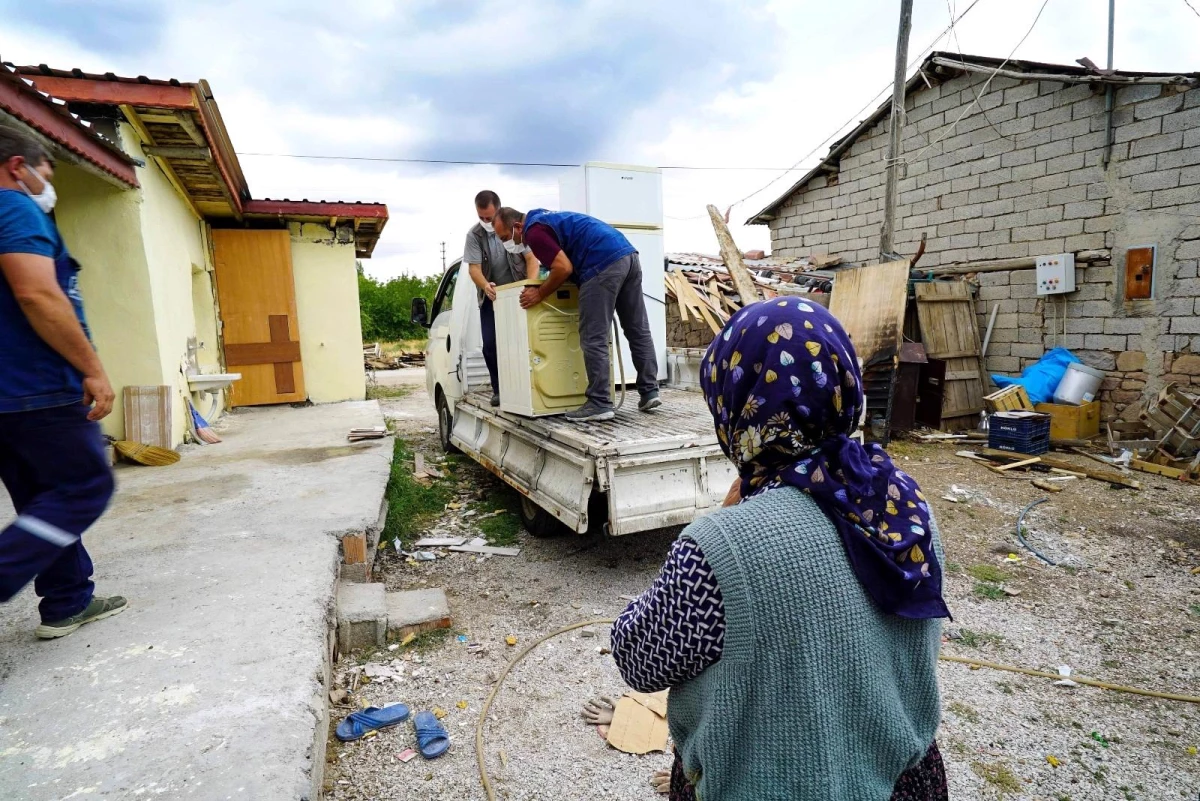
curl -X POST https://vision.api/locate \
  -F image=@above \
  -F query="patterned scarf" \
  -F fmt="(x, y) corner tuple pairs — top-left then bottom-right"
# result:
(701, 297), (949, 620)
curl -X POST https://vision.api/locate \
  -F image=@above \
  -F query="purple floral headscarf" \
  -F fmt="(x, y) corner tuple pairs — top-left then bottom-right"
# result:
(701, 297), (949, 620)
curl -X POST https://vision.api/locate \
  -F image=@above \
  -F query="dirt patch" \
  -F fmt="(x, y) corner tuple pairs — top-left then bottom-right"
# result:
(240, 444), (377, 465)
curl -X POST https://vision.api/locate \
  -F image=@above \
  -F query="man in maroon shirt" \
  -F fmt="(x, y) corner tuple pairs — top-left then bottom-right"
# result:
(493, 207), (660, 422)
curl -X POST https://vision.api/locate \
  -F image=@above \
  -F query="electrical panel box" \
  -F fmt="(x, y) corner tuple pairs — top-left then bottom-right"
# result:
(495, 280), (611, 417)
(1035, 253), (1076, 295)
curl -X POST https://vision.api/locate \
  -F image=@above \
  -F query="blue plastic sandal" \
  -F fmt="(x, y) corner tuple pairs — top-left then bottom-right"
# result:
(335, 703), (411, 742)
(413, 710), (450, 759)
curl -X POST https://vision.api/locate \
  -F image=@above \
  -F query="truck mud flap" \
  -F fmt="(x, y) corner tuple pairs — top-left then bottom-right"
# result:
(602, 446), (738, 536)
(450, 404), (596, 533)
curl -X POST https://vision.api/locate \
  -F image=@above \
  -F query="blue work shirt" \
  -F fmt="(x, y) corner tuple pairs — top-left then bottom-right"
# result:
(0, 188), (90, 412)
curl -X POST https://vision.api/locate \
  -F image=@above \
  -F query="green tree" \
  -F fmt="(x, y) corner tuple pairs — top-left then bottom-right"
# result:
(358, 262), (440, 342)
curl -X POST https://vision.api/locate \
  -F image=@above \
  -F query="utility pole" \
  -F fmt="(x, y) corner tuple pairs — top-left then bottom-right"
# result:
(1102, 0), (1116, 167)
(879, 0), (914, 261)
(440, 241), (446, 271)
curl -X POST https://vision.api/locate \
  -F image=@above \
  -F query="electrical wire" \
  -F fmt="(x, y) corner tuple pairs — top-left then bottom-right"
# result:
(944, 0), (1017, 142)
(474, 617), (1200, 799)
(1015, 497), (1058, 565)
(235, 152), (810, 171)
(725, 0), (987, 214)
(892, 0), (1052, 170)
(1182, 0), (1200, 19)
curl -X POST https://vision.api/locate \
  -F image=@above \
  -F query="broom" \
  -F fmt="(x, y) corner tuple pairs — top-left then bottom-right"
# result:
(104, 435), (181, 466)
(188, 401), (222, 445)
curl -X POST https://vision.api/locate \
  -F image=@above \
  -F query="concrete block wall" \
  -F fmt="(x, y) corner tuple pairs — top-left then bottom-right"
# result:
(769, 71), (1200, 417)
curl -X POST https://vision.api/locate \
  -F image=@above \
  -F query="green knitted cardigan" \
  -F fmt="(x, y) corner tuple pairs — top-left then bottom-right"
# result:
(666, 486), (943, 801)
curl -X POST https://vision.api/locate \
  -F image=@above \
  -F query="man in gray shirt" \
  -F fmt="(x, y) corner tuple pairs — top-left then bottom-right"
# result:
(463, 190), (538, 406)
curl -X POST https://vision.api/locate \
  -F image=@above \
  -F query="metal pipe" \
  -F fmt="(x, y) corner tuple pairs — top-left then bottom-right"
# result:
(1102, 0), (1116, 167)
(880, 0), (913, 260)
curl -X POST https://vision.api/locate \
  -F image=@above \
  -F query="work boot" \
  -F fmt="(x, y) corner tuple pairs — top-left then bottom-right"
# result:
(564, 401), (616, 423)
(638, 391), (662, 413)
(36, 595), (128, 640)
(490, 393), (500, 408)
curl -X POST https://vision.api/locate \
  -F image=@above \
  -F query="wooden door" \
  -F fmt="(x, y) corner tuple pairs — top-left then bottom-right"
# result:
(211, 229), (306, 406)
(914, 282), (985, 431)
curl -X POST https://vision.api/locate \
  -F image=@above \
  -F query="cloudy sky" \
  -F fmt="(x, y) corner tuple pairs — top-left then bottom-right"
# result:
(3, 0), (1197, 278)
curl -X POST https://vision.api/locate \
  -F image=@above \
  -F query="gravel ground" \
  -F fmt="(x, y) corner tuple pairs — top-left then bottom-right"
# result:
(328, 374), (1200, 801)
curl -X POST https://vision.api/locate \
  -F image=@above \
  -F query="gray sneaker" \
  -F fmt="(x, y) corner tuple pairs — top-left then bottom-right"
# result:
(638, 392), (662, 413)
(490, 393), (501, 407)
(36, 595), (128, 639)
(564, 401), (616, 423)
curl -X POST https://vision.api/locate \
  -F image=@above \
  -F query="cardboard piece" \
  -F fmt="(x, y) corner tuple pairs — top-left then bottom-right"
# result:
(605, 696), (669, 755)
(625, 690), (669, 718)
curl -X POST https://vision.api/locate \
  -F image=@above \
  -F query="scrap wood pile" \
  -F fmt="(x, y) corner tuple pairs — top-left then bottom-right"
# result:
(922, 381), (1200, 486)
(364, 343), (424, 370)
(665, 257), (836, 336)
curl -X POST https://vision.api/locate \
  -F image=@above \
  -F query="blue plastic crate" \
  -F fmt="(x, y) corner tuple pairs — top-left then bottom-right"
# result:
(989, 412), (1051, 438)
(988, 431), (1050, 455)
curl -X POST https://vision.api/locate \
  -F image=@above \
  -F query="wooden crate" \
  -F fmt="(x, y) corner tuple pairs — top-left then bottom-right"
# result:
(123, 385), (172, 448)
(1034, 401), (1100, 441)
(984, 385), (1032, 413)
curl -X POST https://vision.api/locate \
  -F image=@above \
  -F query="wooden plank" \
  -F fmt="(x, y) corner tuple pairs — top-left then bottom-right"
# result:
(981, 448), (1141, 488)
(342, 533), (367, 565)
(674, 274), (722, 334)
(706, 204), (760, 305)
(1130, 459), (1193, 481)
(122, 385), (171, 448)
(142, 145), (212, 160)
(224, 341), (302, 365)
(173, 111), (207, 147)
(994, 456), (1041, 471)
(828, 260), (910, 366)
(1031, 479), (1064, 493)
(915, 281), (985, 431)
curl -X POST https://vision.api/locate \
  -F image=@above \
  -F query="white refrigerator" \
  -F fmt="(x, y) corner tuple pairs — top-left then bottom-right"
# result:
(558, 162), (668, 383)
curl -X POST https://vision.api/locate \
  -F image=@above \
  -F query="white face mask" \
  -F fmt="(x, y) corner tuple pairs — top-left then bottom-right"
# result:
(502, 238), (527, 255)
(479, 220), (494, 233)
(18, 166), (57, 214)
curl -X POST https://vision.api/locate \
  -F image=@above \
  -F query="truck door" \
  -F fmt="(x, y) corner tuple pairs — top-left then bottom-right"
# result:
(428, 262), (463, 403)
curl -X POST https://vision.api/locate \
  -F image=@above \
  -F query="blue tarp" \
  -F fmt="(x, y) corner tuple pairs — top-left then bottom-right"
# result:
(990, 347), (1081, 405)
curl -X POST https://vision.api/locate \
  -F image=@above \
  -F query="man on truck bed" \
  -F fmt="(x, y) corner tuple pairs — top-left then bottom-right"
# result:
(463, 191), (539, 407)
(493, 207), (660, 423)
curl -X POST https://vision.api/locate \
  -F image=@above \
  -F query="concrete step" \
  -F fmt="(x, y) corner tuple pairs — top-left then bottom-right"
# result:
(336, 581), (387, 654)
(385, 589), (452, 640)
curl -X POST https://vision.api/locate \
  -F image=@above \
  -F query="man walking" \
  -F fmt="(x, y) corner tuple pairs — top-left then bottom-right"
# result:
(493, 207), (660, 423)
(463, 191), (539, 407)
(0, 126), (126, 639)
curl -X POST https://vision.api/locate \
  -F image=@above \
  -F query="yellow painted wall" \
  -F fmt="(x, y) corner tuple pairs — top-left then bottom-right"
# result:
(51, 162), (162, 442)
(289, 222), (366, 403)
(131, 122), (222, 445)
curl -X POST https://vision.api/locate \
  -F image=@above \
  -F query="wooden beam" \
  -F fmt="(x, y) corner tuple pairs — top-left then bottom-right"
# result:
(119, 104), (156, 146)
(931, 57), (1198, 87)
(981, 448), (1141, 488)
(142, 144), (212, 160)
(20, 75), (198, 109)
(329, 216), (339, 228)
(928, 250), (1109, 276)
(173, 111), (207, 146)
(706, 204), (760, 305)
(118, 105), (201, 220)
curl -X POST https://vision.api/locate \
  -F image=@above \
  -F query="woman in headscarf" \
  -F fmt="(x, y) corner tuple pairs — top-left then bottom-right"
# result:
(611, 297), (950, 801)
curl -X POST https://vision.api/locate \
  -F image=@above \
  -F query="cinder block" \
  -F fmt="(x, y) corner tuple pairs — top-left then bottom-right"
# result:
(1084, 334), (1127, 351)
(1012, 225), (1047, 242)
(1011, 343), (1044, 359)
(1066, 318), (1103, 336)
(1163, 107), (1200, 135)
(1065, 233), (1107, 252)
(1035, 139), (1073, 161)
(1027, 206), (1065, 225)
(1131, 132), (1184, 159)
(337, 582), (388, 654)
(1105, 318), (1148, 335)
(1076, 350), (1117, 371)
(980, 229), (1011, 247)
(1012, 162), (1048, 181)
(1063, 200), (1105, 219)
(1014, 192), (1051, 213)
(385, 589), (452, 640)
(1031, 172), (1070, 193)
(1113, 117), (1162, 145)
(1156, 148), (1200, 170)
(1047, 219), (1084, 238)
(1046, 153), (1085, 175)
(1171, 317), (1200, 335)
(1133, 93), (1184, 120)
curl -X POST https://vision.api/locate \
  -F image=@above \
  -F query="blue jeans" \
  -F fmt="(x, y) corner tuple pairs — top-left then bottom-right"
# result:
(480, 298), (499, 393)
(0, 403), (113, 622)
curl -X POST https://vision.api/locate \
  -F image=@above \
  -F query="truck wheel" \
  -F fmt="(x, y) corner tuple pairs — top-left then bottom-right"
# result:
(435, 390), (459, 454)
(519, 497), (565, 538)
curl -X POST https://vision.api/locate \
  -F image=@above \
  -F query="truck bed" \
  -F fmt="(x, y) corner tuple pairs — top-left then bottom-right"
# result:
(450, 387), (736, 535)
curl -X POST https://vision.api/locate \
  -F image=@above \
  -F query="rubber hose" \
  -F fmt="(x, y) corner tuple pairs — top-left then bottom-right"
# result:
(613, 319), (627, 412)
(475, 619), (1200, 799)
(1015, 497), (1058, 565)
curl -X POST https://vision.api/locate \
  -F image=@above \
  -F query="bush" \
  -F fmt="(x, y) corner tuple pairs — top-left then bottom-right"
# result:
(358, 263), (440, 342)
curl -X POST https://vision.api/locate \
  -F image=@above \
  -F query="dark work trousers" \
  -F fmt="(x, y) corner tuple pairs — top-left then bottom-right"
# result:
(479, 298), (499, 393)
(577, 253), (659, 408)
(0, 403), (114, 622)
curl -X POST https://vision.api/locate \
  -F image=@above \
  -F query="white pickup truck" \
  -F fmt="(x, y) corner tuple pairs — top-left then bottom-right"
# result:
(410, 258), (736, 537)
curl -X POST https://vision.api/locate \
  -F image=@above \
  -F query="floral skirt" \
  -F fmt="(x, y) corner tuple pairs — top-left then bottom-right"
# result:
(668, 740), (948, 801)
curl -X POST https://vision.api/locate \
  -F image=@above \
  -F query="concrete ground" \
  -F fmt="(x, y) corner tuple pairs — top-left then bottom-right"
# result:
(0, 400), (393, 801)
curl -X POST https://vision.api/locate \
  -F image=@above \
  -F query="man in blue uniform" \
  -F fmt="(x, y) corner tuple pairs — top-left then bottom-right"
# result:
(493, 207), (660, 423)
(0, 125), (126, 639)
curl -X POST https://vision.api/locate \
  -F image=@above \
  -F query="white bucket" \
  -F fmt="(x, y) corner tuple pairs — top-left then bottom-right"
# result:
(1053, 362), (1105, 405)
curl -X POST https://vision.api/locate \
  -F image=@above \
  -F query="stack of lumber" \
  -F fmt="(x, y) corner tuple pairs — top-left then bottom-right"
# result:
(665, 268), (831, 335)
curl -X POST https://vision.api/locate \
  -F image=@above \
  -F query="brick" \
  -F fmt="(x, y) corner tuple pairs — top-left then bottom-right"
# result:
(980, 228), (1011, 246)
(1035, 138), (1074, 161)
(1131, 169), (1180, 193)
(1064, 200), (1105, 219)
(1009, 281), (1039, 299)
(1046, 153), (1086, 174)
(1073, 131), (1108, 153)
(978, 285), (1011, 301)
(1005, 82), (1039, 104)
(1182, 165), (1200, 186)
(1049, 118), (1093, 142)
(1105, 318), (1147, 335)
(1012, 225), (1046, 242)
(1083, 215), (1119, 233)
(978, 271), (1010, 287)
(1113, 117), (1162, 144)
(1031, 172), (1070, 193)
(1176, 262), (1199, 280)
(967, 186), (1000, 204)
(1065, 233), (1107, 252)
(1072, 282), (1107, 301)
(1177, 240), (1200, 260)
(1014, 192), (1050, 213)
(950, 233), (979, 249)
(988, 356), (1020, 372)
(1026, 206), (1065, 225)
(1171, 317), (1200, 334)
(996, 242), (1031, 258)
(1047, 219), (1084, 237)
(952, 203), (985, 222)
(1086, 182), (1113, 200)
(1047, 185), (1088, 205)
(1066, 317), (1104, 334)
(1011, 343), (1044, 359)
(999, 180), (1034, 200)
(1162, 107), (1200, 134)
(1132, 132), (1184, 159)
(965, 216), (995, 234)
(1154, 186), (1200, 208)
(1012, 162), (1047, 181)
(1117, 84), (1163, 105)
(1133, 93), (1184, 119)
(1018, 94), (1055, 118)
(1158, 148), (1200, 170)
